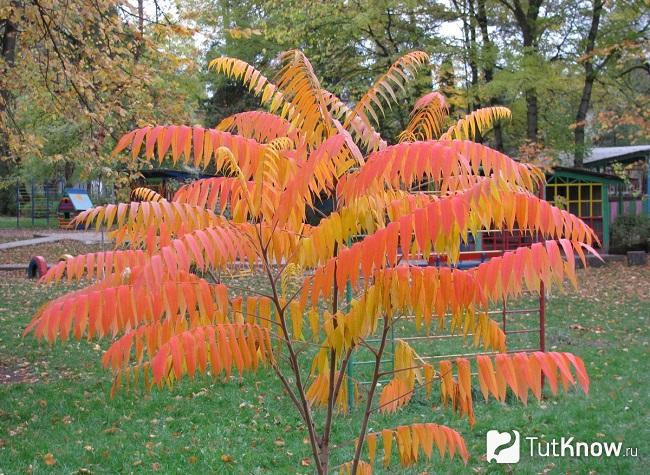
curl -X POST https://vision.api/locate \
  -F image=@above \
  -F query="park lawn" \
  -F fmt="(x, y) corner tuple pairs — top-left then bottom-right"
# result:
(0, 216), (58, 230)
(0, 264), (648, 474)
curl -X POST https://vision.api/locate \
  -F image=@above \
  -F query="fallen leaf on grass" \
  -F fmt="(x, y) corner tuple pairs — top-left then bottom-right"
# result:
(301, 458), (311, 466)
(43, 453), (56, 466)
(570, 323), (606, 334)
(221, 454), (233, 463)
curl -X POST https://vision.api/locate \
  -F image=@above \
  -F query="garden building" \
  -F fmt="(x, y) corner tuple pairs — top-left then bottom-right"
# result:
(480, 167), (622, 253)
(582, 145), (650, 219)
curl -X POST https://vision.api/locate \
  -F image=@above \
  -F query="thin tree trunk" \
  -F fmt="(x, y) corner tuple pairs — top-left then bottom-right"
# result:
(500, 0), (543, 143)
(467, 0), (480, 105)
(134, 0), (145, 61)
(350, 318), (392, 474)
(476, 0), (504, 151)
(574, 0), (603, 168)
(526, 89), (538, 142)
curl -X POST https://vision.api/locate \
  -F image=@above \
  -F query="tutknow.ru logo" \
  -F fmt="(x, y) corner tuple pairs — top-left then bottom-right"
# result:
(486, 430), (638, 463)
(486, 430), (521, 463)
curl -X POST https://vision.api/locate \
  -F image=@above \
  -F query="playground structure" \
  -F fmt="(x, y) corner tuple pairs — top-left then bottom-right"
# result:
(57, 189), (94, 229)
(14, 181), (58, 227)
(11, 180), (111, 228)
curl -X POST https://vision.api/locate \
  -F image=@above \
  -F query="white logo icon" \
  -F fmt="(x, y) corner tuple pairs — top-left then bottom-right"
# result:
(486, 429), (520, 464)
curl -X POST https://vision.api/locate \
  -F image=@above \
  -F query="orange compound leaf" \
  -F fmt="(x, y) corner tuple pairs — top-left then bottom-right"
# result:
(272, 134), (353, 227)
(324, 239), (593, 348)
(217, 111), (304, 145)
(378, 378), (412, 414)
(208, 57), (293, 121)
(149, 323), (273, 388)
(25, 273), (230, 343)
(322, 90), (386, 152)
(130, 187), (164, 203)
(438, 360), (475, 425)
(440, 106), (511, 141)
(346, 51), (430, 132)
(131, 223), (261, 281)
(42, 250), (147, 284)
(315, 191), (597, 303)
(456, 358), (474, 425)
(399, 91), (450, 142)
(337, 460), (372, 475)
(369, 423), (468, 470)
(366, 433), (377, 465)
(338, 141), (470, 202)
(476, 355), (499, 402)
(275, 50), (334, 145)
(471, 352), (589, 403)
(382, 429), (393, 468)
(112, 126), (268, 175)
(172, 177), (254, 215)
(305, 369), (354, 414)
(339, 140), (542, 203)
(73, 201), (224, 249)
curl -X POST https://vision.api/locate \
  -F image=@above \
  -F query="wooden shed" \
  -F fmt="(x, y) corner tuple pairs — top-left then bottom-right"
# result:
(545, 167), (622, 252)
(582, 145), (650, 219)
(478, 167), (622, 253)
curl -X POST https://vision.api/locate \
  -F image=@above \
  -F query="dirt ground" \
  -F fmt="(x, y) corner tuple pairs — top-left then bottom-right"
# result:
(0, 240), (107, 266)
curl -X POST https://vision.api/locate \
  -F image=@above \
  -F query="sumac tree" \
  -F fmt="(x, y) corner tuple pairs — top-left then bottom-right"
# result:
(26, 50), (595, 474)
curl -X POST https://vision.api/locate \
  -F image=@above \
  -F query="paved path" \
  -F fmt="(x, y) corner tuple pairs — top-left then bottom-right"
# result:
(0, 231), (105, 251)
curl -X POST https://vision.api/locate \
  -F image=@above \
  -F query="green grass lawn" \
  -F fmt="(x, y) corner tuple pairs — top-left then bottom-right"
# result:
(0, 215), (60, 230)
(0, 264), (648, 474)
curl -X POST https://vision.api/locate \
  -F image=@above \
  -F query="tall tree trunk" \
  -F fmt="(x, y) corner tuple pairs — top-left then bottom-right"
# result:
(0, 16), (18, 214)
(1, 19), (17, 64)
(525, 89), (538, 142)
(476, 0), (504, 151)
(453, 0), (481, 115)
(501, 0), (543, 143)
(134, 0), (145, 61)
(466, 0), (481, 111)
(574, 0), (603, 168)
(1, 16), (18, 156)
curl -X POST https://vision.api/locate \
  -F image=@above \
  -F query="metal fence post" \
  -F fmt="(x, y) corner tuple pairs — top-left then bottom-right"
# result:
(345, 278), (354, 411)
(31, 179), (35, 227)
(46, 185), (50, 227)
(539, 281), (546, 351)
(539, 280), (546, 390)
(16, 184), (19, 228)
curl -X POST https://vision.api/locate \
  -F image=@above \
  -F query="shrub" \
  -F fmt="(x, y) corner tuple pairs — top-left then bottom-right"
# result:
(25, 50), (595, 474)
(611, 214), (650, 253)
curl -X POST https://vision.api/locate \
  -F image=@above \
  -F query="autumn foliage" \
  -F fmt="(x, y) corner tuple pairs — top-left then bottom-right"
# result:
(25, 50), (595, 474)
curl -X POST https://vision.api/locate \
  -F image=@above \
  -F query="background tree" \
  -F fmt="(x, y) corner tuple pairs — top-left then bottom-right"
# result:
(0, 0), (203, 208)
(573, 0), (603, 167)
